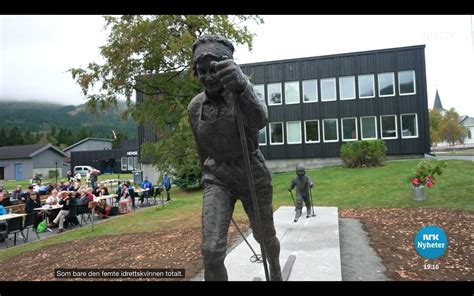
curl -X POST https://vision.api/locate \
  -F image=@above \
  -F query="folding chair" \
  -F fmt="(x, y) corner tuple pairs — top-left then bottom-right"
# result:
(5, 216), (25, 247)
(77, 204), (91, 226)
(23, 213), (40, 242)
(0, 222), (7, 247)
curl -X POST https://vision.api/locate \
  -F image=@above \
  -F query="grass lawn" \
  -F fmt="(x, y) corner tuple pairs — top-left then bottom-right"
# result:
(0, 159), (472, 262)
(2, 173), (133, 191)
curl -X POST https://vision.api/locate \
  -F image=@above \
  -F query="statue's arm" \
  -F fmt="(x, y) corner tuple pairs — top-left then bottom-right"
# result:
(237, 82), (268, 130)
(188, 97), (208, 168)
(212, 59), (267, 130)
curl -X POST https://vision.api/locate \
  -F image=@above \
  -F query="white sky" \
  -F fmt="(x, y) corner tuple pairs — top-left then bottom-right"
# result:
(1, 15), (473, 116)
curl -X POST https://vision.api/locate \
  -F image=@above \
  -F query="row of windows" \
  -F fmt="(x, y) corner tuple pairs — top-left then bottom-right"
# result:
(259, 113), (419, 145)
(253, 70), (416, 106)
(121, 156), (141, 171)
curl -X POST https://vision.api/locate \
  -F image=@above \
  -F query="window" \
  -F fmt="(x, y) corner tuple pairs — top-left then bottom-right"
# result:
(127, 157), (134, 171)
(134, 157), (140, 170)
(339, 76), (355, 100)
(253, 84), (265, 104)
(380, 115), (398, 139)
(401, 113), (418, 138)
(398, 70), (416, 95)
(302, 79), (318, 103)
(320, 78), (336, 102)
(286, 121), (302, 144)
(285, 81), (300, 104)
(267, 83), (282, 106)
(323, 119), (339, 142)
(358, 74), (375, 98)
(304, 120), (320, 143)
(259, 127), (267, 145)
(341, 117), (358, 141)
(361, 116), (377, 140)
(270, 122), (284, 145)
(121, 157), (127, 171)
(378, 72), (395, 97)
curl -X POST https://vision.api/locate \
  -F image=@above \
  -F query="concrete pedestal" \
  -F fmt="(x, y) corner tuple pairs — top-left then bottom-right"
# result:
(225, 206), (342, 281)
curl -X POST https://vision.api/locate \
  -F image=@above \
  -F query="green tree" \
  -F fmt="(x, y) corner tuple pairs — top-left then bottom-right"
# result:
(66, 129), (74, 146)
(51, 126), (57, 140)
(7, 127), (24, 146)
(0, 128), (6, 147)
(429, 108), (443, 146)
(47, 126), (59, 146)
(34, 131), (42, 143)
(439, 108), (468, 147)
(36, 131), (50, 144)
(23, 128), (35, 145)
(112, 130), (129, 149)
(76, 127), (93, 142)
(70, 15), (263, 183)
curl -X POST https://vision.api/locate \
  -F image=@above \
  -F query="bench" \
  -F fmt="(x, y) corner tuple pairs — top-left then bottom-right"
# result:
(4, 204), (25, 214)
(3, 195), (48, 214)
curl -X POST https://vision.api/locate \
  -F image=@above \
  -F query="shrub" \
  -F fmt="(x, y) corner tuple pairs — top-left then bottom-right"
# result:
(173, 174), (201, 190)
(340, 140), (387, 168)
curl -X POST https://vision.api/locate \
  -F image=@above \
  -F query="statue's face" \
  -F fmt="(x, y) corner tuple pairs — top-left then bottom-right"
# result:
(195, 55), (224, 97)
(296, 169), (305, 177)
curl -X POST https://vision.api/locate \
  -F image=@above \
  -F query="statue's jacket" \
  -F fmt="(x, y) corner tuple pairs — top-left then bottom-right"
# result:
(188, 83), (272, 192)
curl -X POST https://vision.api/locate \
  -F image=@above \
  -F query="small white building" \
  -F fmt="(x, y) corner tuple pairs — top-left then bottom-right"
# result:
(460, 116), (474, 145)
(0, 144), (69, 181)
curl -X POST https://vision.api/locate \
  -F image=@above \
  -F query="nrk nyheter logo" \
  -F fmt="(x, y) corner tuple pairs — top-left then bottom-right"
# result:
(414, 226), (448, 259)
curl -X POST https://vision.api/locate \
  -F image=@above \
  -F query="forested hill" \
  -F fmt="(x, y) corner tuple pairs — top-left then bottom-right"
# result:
(0, 100), (137, 137)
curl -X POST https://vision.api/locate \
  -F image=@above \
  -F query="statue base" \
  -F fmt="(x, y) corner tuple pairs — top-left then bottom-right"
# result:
(225, 206), (342, 281)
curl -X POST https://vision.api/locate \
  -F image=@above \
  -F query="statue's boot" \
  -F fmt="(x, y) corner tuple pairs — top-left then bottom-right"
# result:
(306, 207), (312, 218)
(294, 211), (301, 222)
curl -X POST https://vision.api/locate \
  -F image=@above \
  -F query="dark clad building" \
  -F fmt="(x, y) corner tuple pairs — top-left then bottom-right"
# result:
(239, 45), (430, 162)
(137, 45), (430, 172)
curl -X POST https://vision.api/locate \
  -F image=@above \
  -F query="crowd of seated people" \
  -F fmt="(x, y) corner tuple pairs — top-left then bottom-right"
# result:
(1, 177), (114, 233)
(1, 176), (162, 237)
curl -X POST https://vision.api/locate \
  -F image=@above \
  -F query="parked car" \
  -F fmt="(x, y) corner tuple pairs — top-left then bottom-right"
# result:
(73, 166), (98, 177)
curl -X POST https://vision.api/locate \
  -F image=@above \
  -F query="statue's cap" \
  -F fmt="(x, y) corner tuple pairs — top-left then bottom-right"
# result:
(192, 35), (234, 63)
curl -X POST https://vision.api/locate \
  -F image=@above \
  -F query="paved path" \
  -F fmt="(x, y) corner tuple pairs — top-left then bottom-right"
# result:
(429, 155), (474, 161)
(339, 218), (388, 281)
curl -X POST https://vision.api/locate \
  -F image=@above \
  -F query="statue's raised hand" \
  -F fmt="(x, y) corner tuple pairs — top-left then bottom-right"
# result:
(210, 58), (247, 94)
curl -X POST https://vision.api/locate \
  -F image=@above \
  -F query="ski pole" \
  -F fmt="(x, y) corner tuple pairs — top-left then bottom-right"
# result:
(288, 189), (296, 207)
(309, 187), (316, 217)
(213, 57), (270, 281)
(231, 218), (262, 263)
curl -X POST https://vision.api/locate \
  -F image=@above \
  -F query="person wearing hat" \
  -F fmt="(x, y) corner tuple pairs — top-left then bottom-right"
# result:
(187, 35), (282, 281)
(139, 176), (153, 206)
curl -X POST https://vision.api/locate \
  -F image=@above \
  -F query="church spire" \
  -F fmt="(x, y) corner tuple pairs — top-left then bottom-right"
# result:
(433, 89), (445, 110)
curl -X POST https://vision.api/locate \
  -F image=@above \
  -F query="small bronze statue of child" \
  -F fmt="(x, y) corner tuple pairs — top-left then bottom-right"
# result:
(288, 164), (314, 222)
